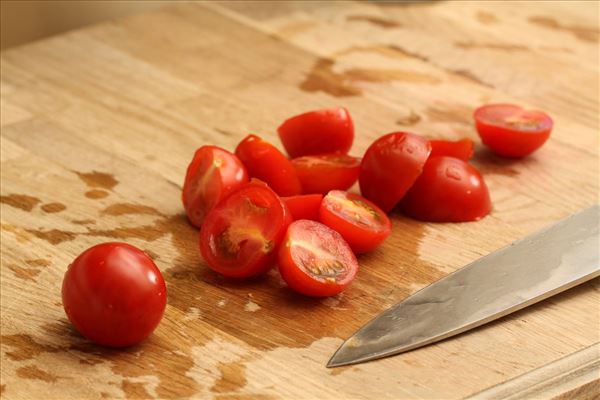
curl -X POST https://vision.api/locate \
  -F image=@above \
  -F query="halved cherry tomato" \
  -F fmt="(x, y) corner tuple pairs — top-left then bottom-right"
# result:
(292, 154), (360, 194)
(282, 194), (323, 221)
(62, 242), (167, 347)
(319, 191), (391, 254)
(401, 156), (491, 222)
(277, 107), (354, 158)
(235, 134), (302, 196)
(429, 138), (474, 161)
(359, 132), (431, 212)
(474, 104), (553, 158)
(200, 181), (292, 278)
(278, 220), (358, 297)
(182, 146), (249, 227)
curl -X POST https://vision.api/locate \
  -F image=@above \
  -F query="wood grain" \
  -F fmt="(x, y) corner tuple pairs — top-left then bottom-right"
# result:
(1, 1), (598, 399)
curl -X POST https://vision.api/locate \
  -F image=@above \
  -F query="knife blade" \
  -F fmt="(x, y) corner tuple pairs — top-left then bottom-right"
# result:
(327, 205), (600, 368)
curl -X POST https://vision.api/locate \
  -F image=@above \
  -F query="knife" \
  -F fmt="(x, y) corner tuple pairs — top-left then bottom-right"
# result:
(327, 204), (600, 367)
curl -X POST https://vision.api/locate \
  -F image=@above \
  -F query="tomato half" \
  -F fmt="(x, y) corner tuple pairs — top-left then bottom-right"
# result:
(282, 194), (323, 221)
(62, 242), (167, 347)
(319, 191), (391, 254)
(292, 154), (360, 194)
(359, 132), (431, 212)
(200, 181), (292, 278)
(277, 107), (354, 158)
(278, 220), (358, 297)
(429, 138), (474, 161)
(235, 134), (302, 196)
(474, 104), (553, 158)
(182, 146), (249, 228)
(401, 156), (492, 222)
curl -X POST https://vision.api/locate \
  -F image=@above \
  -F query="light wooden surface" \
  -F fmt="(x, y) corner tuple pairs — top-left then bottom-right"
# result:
(1, 1), (598, 399)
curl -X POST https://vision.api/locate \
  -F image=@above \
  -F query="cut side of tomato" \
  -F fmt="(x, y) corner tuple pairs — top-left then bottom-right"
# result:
(282, 194), (323, 221)
(401, 156), (492, 222)
(359, 132), (431, 212)
(474, 103), (553, 158)
(200, 181), (292, 278)
(319, 190), (391, 254)
(235, 134), (302, 196)
(292, 154), (360, 194)
(182, 146), (249, 227)
(429, 138), (474, 161)
(277, 107), (354, 158)
(278, 220), (358, 297)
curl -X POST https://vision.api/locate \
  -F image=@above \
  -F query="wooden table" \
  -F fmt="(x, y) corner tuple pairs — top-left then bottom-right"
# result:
(1, 1), (598, 399)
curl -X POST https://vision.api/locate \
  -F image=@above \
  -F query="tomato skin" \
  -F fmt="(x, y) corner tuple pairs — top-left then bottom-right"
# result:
(429, 138), (474, 161)
(278, 220), (358, 297)
(474, 104), (553, 158)
(359, 132), (431, 212)
(235, 134), (302, 196)
(277, 107), (354, 158)
(200, 181), (292, 278)
(182, 146), (249, 228)
(62, 243), (167, 347)
(401, 156), (492, 222)
(282, 194), (323, 221)
(292, 154), (360, 194)
(319, 191), (391, 254)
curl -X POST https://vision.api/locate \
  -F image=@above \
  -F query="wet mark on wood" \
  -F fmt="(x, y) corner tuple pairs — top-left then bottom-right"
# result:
(85, 189), (109, 199)
(26, 258), (51, 267)
(0, 384), (5, 395)
(25, 228), (77, 245)
(386, 45), (430, 63)
(476, 11), (498, 24)
(75, 171), (119, 190)
(16, 365), (60, 383)
(346, 15), (401, 29)
(72, 219), (96, 225)
(425, 103), (473, 126)
(0, 194), (41, 211)
(1, 334), (62, 361)
(121, 380), (152, 399)
(41, 202), (67, 213)
(455, 41), (528, 52)
(7, 264), (42, 282)
(1, 223), (33, 243)
(449, 68), (494, 89)
(529, 16), (598, 43)
(101, 203), (162, 217)
(396, 110), (422, 126)
(211, 362), (248, 393)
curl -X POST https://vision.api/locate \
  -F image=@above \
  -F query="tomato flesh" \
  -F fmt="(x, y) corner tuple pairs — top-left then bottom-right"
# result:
(235, 134), (301, 196)
(278, 220), (358, 297)
(277, 107), (354, 158)
(292, 154), (360, 194)
(282, 194), (323, 221)
(319, 191), (391, 254)
(474, 104), (553, 158)
(200, 181), (291, 278)
(401, 156), (492, 222)
(62, 242), (167, 347)
(359, 132), (431, 212)
(429, 138), (474, 161)
(183, 146), (249, 228)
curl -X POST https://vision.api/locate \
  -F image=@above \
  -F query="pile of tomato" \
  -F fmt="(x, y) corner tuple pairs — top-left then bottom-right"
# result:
(61, 103), (553, 346)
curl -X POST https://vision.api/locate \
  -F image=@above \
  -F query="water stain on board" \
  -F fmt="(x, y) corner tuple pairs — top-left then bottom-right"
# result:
(211, 362), (248, 393)
(41, 202), (66, 213)
(424, 103), (474, 126)
(16, 365), (60, 383)
(121, 381), (153, 399)
(529, 16), (599, 43)
(7, 264), (42, 282)
(75, 171), (119, 190)
(346, 15), (401, 29)
(396, 110), (422, 126)
(85, 190), (109, 199)
(101, 203), (162, 217)
(0, 194), (41, 212)
(449, 69), (494, 89)
(1, 334), (62, 361)
(72, 219), (96, 225)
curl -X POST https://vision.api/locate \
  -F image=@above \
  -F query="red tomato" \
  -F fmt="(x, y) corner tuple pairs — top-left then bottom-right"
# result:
(182, 146), (249, 228)
(277, 107), (354, 157)
(62, 242), (166, 347)
(282, 194), (323, 221)
(200, 181), (292, 278)
(359, 132), (431, 212)
(292, 154), (360, 194)
(429, 138), (474, 161)
(474, 104), (553, 158)
(235, 134), (302, 196)
(319, 191), (391, 254)
(278, 220), (358, 297)
(401, 156), (492, 222)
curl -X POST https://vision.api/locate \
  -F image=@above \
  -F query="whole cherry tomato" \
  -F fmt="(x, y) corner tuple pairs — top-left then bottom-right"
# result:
(277, 107), (354, 158)
(474, 104), (552, 158)
(292, 154), (360, 194)
(62, 242), (167, 347)
(182, 146), (248, 227)
(401, 156), (492, 222)
(429, 138), (474, 161)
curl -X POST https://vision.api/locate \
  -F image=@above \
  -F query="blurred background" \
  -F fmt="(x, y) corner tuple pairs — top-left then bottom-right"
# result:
(1, 0), (171, 50)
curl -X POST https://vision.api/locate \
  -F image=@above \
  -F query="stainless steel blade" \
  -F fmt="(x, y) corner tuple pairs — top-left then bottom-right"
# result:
(328, 205), (600, 368)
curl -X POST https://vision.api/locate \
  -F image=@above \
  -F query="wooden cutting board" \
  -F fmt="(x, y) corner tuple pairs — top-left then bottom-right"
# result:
(1, 1), (598, 399)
